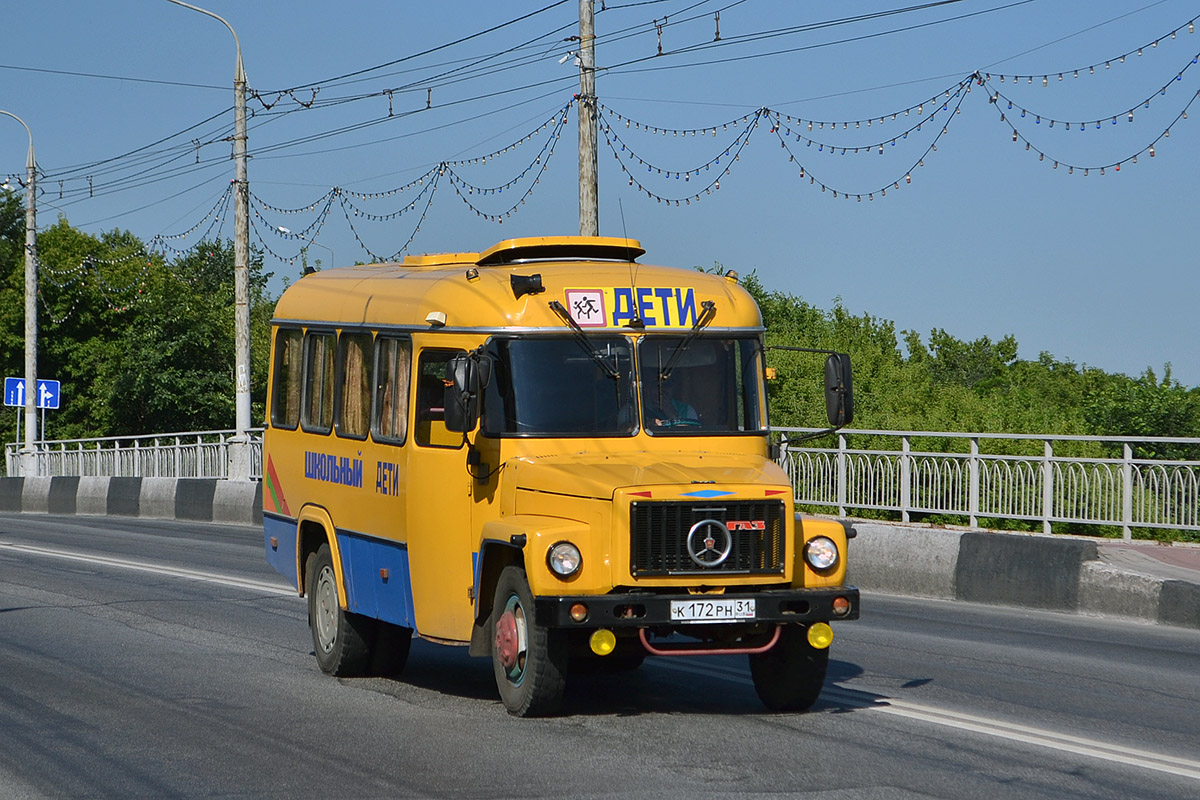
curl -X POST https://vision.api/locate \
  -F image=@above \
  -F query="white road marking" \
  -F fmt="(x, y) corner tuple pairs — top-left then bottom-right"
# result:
(649, 659), (1200, 782)
(0, 542), (296, 597)
(6, 540), (1197, 783)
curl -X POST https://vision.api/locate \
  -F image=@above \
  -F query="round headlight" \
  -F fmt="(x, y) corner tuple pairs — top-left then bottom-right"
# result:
(547, 541), (582, 577)
(804, 536), (839, 571)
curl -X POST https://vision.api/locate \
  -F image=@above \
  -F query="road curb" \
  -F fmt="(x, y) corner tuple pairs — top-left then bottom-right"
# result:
(0, 476), (261, 525)
(0, 477), (1192, 630)
(843, 520), (1199, 631)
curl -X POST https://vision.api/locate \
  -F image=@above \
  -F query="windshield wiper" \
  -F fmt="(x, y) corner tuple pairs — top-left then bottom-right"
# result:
(658, 300), (716, 381)
(548, 300), (620, 380)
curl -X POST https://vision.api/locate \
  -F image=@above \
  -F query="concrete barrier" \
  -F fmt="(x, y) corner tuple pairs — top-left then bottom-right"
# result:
(0, 476), (1192, 630)
(0, 476), (262, 525)
(846, 519), (1200, 630)
(76, 477), (110, 516)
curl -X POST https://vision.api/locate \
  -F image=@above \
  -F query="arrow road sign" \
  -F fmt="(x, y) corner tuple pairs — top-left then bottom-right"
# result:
(4, 377), (24, 408)
(4, 377), (60, 409)
(38, 381), (60, 410)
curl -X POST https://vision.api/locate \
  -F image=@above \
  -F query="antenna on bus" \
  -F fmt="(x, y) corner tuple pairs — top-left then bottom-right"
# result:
(619, 198), (644, 329)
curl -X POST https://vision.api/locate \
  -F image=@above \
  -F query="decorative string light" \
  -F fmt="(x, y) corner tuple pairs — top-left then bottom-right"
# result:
(770, 80), (969, 158)
(339, 170), (440, 222)
(772, 89), (968, 200)
(983, 47), (1200, 134)
(445, 101), (574, 168)
(767, 82), (964, 135)
(254, 195), (337, 263)
(988, 53), (1200, 174)
(250, 199), (331, 248)
(35, 185), (238, 323)
(447, 116), (566, 222)
(597, 107), (763, 205)
(35, 249), (156, 321)
(983, 16), (1198, 86)
(348, 171), (441, 262)
(229, 10), (1200, 260)
(444, 109), (568, 203)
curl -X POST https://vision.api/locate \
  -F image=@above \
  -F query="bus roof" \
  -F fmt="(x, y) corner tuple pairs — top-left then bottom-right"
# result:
(273, 236), (763, 332)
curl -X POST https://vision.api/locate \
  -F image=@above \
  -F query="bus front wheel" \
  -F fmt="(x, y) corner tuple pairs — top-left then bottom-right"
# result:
(748, 624), (830, 712)
(491, 565), (567, 717)
(307, 543), (375, 677)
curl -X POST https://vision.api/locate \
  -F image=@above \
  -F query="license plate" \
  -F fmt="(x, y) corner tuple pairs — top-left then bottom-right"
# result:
(670, 598), (755, 623)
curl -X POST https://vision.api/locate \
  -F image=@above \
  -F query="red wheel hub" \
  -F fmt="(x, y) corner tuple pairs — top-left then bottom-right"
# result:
(495, 608), (519, 670)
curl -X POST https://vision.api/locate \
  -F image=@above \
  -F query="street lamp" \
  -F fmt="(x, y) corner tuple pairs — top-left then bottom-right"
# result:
(277, 226), (334, 271)
(0, 110), (38, 472)
(165, 0), (253, 478)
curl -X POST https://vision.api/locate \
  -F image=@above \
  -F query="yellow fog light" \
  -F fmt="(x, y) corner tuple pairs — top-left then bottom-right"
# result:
(807, 622), (834, 650)
(589, 629), (617, 656)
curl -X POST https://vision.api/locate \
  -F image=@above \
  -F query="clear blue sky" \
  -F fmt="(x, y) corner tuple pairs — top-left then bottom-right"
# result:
(4, 1), (1198, 387)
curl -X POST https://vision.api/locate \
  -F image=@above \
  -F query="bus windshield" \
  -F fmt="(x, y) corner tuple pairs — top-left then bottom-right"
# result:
(481, 335), (767, 437)
(639, 336), (766, 435)
(482, 337), (637, 436)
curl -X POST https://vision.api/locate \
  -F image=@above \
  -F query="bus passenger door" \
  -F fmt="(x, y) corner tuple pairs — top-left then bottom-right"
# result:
(406, 348), (476, 641)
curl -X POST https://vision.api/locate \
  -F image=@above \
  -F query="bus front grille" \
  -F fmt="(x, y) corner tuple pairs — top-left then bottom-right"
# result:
(629, 500), (786, 576)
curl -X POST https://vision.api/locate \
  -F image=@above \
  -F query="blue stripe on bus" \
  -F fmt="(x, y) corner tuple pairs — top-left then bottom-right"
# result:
(264, 513), (299, 589)
(336, 531), (417, 630)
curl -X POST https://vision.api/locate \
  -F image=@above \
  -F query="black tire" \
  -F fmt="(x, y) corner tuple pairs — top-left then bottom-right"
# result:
(491, 565), (567, 716)
(748, 624), (830, 712)
(369, 621), (414, 677)
(306, 544), (375, 677)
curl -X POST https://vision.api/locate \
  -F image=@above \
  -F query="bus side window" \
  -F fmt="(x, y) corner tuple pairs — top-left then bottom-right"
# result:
(415, 349), (463, 448)
(270, 328), (303, 430)
(336, 332), (373, 440)
(302, 331), (335, 434)
(373, 335), (412, 444)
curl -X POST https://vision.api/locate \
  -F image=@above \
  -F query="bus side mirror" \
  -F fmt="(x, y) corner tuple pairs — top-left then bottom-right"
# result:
(824, 352), (854, 427)
(445, 350), (492, 433)
(444, 355), (478, 433)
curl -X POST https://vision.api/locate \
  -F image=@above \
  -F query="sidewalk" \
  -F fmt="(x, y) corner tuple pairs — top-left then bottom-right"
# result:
(1097, 539), (1200, 584)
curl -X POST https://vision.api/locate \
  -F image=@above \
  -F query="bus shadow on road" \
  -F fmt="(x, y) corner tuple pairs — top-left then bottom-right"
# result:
(361, 641), (891, 718)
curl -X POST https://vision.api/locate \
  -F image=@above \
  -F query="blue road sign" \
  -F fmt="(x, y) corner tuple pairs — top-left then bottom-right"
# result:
(4, 377), (60, 409)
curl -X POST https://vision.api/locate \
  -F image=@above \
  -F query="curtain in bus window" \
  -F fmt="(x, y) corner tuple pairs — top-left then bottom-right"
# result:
(304, 332), (335, 431)
(271, 329), (302, 429)
(374, 336), (411, 443)
(339, 333), (372, 438)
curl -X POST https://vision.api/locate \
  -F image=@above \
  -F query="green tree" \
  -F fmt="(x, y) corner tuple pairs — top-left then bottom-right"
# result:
(104, 239), (273, 434)
(1082, 366), (1200, 459)
(0, 208), (276, 444)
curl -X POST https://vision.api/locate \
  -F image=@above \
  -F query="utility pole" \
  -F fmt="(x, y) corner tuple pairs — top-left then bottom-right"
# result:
(233, 33), (251, 449)
(166, 1), (252, 479)
(578, 0), (599, 236)
(1, 110), (37, 475)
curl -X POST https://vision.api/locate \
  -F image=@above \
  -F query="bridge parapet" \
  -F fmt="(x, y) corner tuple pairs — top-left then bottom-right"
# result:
(777, 428), (1200, 541)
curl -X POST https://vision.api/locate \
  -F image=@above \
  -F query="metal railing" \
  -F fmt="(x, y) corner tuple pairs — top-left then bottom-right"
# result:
(6, 426), (1198, 540)
(777, 428), (1200, 539)
(4, 429), (264, 480)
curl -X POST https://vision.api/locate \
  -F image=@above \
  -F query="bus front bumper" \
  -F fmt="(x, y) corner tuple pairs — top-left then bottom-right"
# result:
(533, 586), (859, 629)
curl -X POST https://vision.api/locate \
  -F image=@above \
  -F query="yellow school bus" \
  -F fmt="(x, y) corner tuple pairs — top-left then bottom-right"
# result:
(263, 236), (858, 716)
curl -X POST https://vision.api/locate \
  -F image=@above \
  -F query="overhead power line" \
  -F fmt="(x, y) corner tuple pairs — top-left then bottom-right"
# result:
(29, 1), (1194, 225)
(0, 62), (225, 90)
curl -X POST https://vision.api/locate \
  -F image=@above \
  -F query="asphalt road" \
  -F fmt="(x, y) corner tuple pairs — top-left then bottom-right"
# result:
(0, 514), (1197, 799)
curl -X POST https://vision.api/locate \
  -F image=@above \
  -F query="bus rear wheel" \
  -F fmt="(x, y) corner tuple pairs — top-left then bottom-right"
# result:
(748, 624), (830, 712)
(491, 565), (566, 717)
(307, 543), (375, 677)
